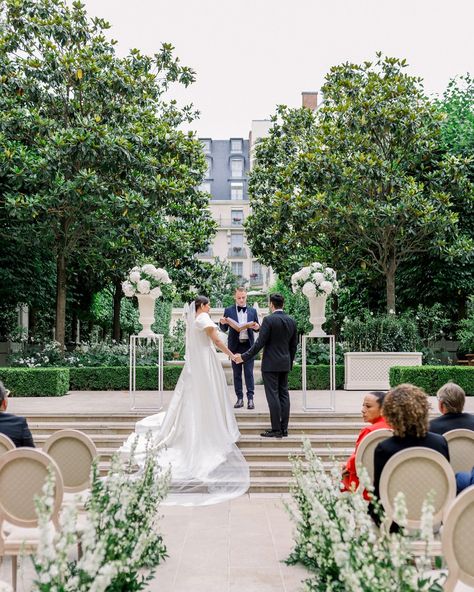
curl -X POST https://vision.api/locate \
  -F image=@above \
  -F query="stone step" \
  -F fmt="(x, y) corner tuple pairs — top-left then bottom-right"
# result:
(248, 477), (294, 493)
(238, 422), (362, 435)
(237, 434), (356, 448)
(28, 422), (138, 435)
(240, 447), (350, 462)
(248, 461), (337, 478)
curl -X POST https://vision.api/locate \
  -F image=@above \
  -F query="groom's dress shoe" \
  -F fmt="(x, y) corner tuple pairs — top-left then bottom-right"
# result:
(247, 400), (255, 410)
(234, 399), (244, 409)
(261, 429), (282, 438)
(282, 430), (288, 437)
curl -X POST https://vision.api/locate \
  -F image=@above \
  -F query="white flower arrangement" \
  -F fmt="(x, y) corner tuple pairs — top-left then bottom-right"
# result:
(286, 440), (444, 592)
(122, 264), (172, 298)
(291, 262), (339, 297)
(33, 441), (170, 592)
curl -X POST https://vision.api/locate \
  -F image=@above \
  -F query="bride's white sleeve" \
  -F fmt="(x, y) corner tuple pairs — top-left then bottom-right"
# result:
(195, 313), (216, 331)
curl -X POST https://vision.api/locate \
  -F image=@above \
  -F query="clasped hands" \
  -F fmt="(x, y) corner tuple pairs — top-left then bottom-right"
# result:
(231, 353), (244, 364)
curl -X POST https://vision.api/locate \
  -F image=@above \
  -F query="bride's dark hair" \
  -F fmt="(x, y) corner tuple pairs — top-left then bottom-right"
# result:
(194, 295), (210, 310)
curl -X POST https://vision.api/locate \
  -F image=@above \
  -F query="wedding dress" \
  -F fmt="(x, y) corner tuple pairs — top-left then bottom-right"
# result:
(119, 302), (250, 505)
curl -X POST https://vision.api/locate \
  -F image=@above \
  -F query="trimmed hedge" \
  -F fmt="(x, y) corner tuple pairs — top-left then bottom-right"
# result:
(0, 367), (69, 397)
(389, 366), (474, 396)
(69, 365), (183, 391)
(288, 365), (345, 390)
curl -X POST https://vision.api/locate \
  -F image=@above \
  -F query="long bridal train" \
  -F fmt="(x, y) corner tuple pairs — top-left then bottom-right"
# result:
(119, 303), (250, 506)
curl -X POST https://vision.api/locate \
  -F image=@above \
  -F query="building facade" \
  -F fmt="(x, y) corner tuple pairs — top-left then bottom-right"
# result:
(197, 137), (272, 291)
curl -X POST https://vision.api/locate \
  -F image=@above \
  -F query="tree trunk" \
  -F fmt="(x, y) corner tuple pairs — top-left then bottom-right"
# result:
(112, 279), (123, 341)
(71, 310), (78, 343)
(28, 307), (37, 343)
(55, 252), (67, 351)
(386, 260), (397, 313)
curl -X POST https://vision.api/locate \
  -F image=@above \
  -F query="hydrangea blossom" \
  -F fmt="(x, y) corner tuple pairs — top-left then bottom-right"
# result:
(122, 263), (172, 298)
(291, 262), (339, 297)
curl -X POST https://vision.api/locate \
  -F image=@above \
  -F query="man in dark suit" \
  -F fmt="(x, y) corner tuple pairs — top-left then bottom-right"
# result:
(236, 293), (297, 438)
(429, 382), (474, 435)
(0, 381), (35, 447)
(220, 287), (260, 410)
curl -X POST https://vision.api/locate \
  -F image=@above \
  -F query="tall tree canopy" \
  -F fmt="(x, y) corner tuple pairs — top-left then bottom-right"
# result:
(0, 0), (215, 346)
(246, 54), (473, 312)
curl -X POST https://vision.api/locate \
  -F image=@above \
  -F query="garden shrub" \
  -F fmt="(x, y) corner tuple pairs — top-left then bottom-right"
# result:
(342, 311), (420, 352)
(69, 365), (182, 391)
(0, 367), (69, 396)
(390, 365), (474, 396)
(288, 365), (344, 390)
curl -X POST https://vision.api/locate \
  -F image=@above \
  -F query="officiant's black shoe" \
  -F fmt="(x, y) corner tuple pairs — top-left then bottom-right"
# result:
(247, 400), (255, 410)
(282, 430), (288, 437)
(261, 429), (282, 438)
(234, 399), (244, 409)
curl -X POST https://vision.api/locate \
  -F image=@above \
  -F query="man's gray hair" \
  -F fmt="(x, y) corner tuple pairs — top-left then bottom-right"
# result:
(0, 381), (7, 404)
(437, 382), (465, 413)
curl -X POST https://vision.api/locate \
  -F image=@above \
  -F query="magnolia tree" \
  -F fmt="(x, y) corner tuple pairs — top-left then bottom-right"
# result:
(246, 54), (473, 313)
(0, 0), (214, 348)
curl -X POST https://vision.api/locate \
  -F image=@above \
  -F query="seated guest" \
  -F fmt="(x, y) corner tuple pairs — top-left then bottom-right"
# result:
(0, 381), (35, 447)
(373, 383), (449, 502)
(342, 391), (389, 492)
(429, 382), (474, 435)
(455, 467), (474, 494)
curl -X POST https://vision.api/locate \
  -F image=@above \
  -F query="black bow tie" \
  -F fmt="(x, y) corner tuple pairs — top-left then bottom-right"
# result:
(237, 306), (247, 312)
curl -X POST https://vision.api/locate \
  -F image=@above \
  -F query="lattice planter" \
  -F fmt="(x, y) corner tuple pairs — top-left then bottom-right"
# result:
(344, 352), (422, 390)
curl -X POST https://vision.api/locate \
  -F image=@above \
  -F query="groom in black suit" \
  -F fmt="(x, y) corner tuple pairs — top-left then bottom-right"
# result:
(236, 293), (297, 438)
(220, 287), (260, 409)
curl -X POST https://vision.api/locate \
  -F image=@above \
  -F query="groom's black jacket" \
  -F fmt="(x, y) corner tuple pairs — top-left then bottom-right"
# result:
(241, 311), (297, 372)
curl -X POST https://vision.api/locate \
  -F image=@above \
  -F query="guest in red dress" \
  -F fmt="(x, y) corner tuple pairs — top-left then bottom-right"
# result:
(342, 391), (389, 492)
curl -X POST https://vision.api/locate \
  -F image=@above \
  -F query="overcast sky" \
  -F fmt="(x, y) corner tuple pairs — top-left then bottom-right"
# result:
(82, 0), (473, 139)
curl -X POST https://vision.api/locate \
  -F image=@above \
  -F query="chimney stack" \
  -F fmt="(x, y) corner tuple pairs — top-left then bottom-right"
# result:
(302, 91), (318, 111)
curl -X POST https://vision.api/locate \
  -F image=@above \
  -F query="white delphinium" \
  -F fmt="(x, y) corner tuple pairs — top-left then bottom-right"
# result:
(286, 441), (444, 592)
(291, 262), (339, 296)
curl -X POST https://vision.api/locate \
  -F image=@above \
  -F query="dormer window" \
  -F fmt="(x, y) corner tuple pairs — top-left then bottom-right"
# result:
(230, 138), (243, 153)
(231, 158), (243, 178)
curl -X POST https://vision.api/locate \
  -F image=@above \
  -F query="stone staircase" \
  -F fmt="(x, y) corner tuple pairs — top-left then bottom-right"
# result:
(25, 411), (363, 493)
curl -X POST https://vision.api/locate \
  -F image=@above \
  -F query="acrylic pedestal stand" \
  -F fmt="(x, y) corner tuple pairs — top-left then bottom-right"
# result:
(301, 334), (336, 412)
(129, 334), (164, 412)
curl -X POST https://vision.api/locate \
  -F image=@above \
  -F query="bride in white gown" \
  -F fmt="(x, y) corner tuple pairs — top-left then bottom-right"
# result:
(120, 295), (250, 505)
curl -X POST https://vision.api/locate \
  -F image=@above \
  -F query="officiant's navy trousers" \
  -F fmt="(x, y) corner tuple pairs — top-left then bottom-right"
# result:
(232, 341), (255, 400)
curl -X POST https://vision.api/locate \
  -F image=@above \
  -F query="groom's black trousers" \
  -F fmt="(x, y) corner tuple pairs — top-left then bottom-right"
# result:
(262, 371), (290, 433)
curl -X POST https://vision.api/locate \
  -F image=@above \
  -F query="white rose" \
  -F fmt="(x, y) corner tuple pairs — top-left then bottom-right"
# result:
(129, 271), (141, 283)
(122, 281), (135, 297)
(131, 266), (140, 272)
(313, 272), (325, 284)
(302, 282), (317, 297)
(137, 279), (151, 294)
(149, 286), (162, 298)
(299, 266), (311, 281)
(320, 281), (333, 294)
(311, 262), (323, 270)
(142, 264), (157, 276)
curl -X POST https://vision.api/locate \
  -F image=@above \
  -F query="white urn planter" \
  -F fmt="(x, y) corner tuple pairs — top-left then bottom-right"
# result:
(344, 352), (423, 390)
(306, 293), (328, 337)
(136, 294), (158, 338)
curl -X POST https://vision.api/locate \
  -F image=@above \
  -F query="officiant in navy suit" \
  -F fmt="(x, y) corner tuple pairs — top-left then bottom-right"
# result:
(219, 287), (260, 409)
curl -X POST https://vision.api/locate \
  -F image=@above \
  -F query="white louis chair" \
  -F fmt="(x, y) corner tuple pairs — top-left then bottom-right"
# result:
(355, 428), (393, 484)
(0, 448), (63, 590)
(442, 485), (474, 591)
(42, 429), (97, 506)
(379, 447), (456, 532)
(443, 429), (474, 474)
(0, 435), (14, 457)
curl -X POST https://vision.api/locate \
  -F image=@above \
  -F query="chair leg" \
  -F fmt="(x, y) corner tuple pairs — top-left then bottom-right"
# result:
(11, 555), (17, 592)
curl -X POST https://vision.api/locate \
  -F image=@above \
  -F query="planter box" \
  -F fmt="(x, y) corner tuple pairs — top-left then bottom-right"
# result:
(344, 352), (422, 390)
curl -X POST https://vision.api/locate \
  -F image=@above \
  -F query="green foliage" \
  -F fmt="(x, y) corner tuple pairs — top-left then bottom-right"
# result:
(0, 0), (215, 346)
(458, 296), (474, 353)
(69, 365), (182, 391)
(342, 312), (420, 353)
(389, 366), (474, 396)
(287, 365), (344, 390)
(247, 54), (473, 313)
(294, 341), (345, 365)
(0, 367), (69, 396)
